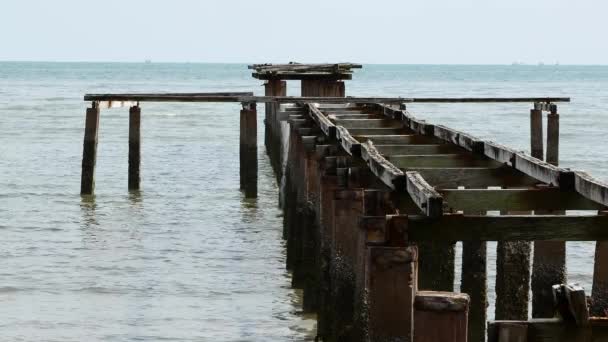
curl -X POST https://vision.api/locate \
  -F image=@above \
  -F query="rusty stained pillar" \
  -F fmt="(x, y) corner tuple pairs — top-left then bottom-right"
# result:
(239, 102), (257, 198)
(264, 79), (287, 175)
(80, 104), (100, 195)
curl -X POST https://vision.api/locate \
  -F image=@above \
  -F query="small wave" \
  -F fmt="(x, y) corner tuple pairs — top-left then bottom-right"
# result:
(0, 286), (21, 293)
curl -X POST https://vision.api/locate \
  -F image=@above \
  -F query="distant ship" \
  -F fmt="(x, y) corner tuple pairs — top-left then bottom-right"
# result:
(145, 59), (152, 64)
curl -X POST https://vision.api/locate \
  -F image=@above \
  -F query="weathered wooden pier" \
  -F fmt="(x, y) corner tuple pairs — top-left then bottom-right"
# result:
(82, 63), (608, 341)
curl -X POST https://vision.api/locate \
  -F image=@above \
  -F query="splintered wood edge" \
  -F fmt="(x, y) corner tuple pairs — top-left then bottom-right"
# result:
(415, 291), (470, 312)
(360, 141), (405, 190)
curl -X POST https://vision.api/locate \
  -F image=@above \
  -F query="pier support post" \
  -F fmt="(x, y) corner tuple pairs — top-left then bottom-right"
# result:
(495, 240), (531, 320)
(461, 241), (487, 342)
(532, 103), (567, 318)
(239, 102), (257, 198)
(530, 107), (544, 159)
(128, 105), (141, 190)
(80, 104), (100, 195)
(592, 212), (608, 316)
(417, 241), (456, 291)
(414, 292), (470, 342)
(546, 105), (560, 166)
(264, 80), (286, 176)
(366, 246), (417, 342)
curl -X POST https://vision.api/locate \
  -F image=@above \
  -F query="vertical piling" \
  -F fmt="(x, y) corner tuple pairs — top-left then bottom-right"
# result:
(495, 241), (531, 320)
(264, 80), (287, 176)
(546, 105), (560, 166)
(417, 242), (456, 291)
(128, 105), (141, 190)
(414, 292), (470, 342)
(530, 107), (543, 159)
(532, 104), (567, 318)
(366, 246), (417, 342)
(592, 213), (608, 316)
(461, 241), (487, 342)
(80, 104), (100, 195)
(239, 102), (257, 198)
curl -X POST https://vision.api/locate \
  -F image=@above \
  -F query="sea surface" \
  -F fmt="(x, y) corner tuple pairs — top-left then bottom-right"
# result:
(1, 62), (607, 341)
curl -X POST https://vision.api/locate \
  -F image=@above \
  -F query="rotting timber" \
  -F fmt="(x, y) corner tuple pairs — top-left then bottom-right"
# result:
(81, 63), (608, 342)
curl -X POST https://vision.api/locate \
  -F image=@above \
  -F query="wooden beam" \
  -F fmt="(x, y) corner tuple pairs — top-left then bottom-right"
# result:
(401, 166), (540, 189)
(406, 214), (608, 241)
(387, 154), (501, 168)
(513, 152), (574, 189)
(440, 188), (605, 212)
(433, 124), (484, 153)
(253, 72), (354, 80)
(375, 144), (462, 155)
(360, 141), (405, 190)
(331, 119), (403, 129)
(488, 318), (608, 342)
(335, 126), (361, 156)
(306, 104), (336, 139)
(574, 171), (608, 207)
(354, 134), (437, 145)
(411, 97), (570, 103)
(405, 171), (443, 217)
(347, 127), (409, 135)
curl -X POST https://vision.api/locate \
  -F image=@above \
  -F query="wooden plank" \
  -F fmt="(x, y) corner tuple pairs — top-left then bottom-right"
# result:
(401, 166), (540, 189)
(575, 171), (608, 207)
(253, 72), (354, 80)
(514, 152), (574, 189)
(331, 118), (403, 129)
(335, 126), (361, 156)
(440, 188), (605, 212)
(406, 214), (608, 241)
(347, 127), (409, 135)
(327, 113), (380, 119)
(414, 292), (470, 342)
(375, 144), (461, 155)
(354, 134), (437, 145)
(387, 154), (502, 168)
(360, 141), (405, 190)
(434, 124), (484, 152)
(84, 94), (414, 104)
(411, 97), (570, 103)
(489, 318), (608, 342)
(306, 104), (336, 139)
(405, 171), (443, 217)
(485, 141), (518, 166)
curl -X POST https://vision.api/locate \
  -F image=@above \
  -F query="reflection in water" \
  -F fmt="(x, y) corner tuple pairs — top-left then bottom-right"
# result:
(79, 194), (98, 228)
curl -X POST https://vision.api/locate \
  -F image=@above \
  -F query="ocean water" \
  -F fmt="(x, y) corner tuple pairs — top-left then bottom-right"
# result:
(1, 62), (607, 341)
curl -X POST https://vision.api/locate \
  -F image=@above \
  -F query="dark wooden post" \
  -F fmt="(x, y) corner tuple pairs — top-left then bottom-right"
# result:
(495, 241), (531, 320)
(128, 105), (141, 190)
(264, 79), (286, 175)
(592, 212), (608, 316)
(418, 242), (456, 292)
(532, 103), (567, 318)
(240, 102), (257, 198)
(461, 241), (487, 342)
(80, 104), (100, 195)
(414, 292), (470, 342)
(530, 106), (544, 159)
(366, 246), (417, 341)
(546, 104), (559, 166)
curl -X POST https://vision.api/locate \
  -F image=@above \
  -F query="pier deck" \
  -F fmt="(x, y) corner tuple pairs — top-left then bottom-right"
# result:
(80, 63), (608, 342)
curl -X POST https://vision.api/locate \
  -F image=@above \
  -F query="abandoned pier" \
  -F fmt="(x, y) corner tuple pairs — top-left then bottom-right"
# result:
(82, 63), (608, 341)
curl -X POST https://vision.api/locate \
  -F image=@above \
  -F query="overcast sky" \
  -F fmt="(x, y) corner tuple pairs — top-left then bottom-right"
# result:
(1, 0), (605, 64)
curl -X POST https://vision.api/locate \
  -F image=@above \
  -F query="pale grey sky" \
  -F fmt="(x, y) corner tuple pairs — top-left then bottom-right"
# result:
(1, 0), (605, 64)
